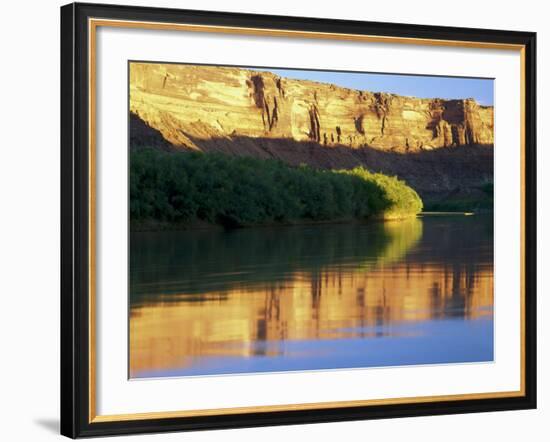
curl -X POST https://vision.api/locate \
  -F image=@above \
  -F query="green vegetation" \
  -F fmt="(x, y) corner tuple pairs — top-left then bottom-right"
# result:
(424, 180), (493, 212)
(130, 148), (422, 228)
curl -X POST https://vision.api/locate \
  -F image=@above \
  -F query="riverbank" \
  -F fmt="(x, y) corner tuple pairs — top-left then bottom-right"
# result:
(130, 148), (423, 230)
(131, 214), (422, 232)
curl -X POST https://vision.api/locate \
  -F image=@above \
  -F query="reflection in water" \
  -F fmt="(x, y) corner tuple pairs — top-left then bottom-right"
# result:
(130, 216), (493, 378)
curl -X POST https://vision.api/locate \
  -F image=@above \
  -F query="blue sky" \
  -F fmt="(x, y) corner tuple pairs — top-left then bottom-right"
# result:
(263, 68), (494, 106)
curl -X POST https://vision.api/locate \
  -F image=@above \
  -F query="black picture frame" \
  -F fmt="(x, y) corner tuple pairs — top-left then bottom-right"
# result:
(61, 2), (537, 438)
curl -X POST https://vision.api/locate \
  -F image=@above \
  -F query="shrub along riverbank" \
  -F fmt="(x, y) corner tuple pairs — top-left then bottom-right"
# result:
(130, 149), (423, 229)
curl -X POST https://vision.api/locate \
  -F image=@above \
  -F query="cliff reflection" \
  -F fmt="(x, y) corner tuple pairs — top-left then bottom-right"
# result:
(130, 216), (493, 378)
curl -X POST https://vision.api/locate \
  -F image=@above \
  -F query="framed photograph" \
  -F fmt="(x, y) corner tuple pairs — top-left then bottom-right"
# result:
(60, 2), (536, 438)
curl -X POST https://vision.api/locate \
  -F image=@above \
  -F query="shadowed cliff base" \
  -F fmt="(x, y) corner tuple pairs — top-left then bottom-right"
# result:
(130, 112), (493, 211)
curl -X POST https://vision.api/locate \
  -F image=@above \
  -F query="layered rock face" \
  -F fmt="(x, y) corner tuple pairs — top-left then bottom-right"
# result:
(129, 63), (494, 202)
(130, 62), (493, 153)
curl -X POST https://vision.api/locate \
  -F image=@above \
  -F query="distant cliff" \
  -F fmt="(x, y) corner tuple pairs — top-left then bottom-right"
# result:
(129, 63), (494, 206)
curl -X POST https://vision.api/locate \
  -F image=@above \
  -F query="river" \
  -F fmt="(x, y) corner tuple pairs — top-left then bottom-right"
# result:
(129, 215), (494, 378)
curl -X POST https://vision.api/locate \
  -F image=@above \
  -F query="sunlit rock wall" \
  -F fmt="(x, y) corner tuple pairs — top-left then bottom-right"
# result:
(129, 62), (493, 153)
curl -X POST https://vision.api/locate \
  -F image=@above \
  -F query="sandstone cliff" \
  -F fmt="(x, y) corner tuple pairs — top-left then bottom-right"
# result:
(129, 63), (494, 204)
(130, 63), (493, 152)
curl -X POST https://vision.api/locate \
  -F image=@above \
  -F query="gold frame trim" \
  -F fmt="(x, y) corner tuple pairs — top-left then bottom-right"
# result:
(88, 18), (527, 424)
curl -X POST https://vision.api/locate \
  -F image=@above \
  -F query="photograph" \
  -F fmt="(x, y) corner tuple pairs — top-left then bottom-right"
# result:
(128, 62), (495, 379)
